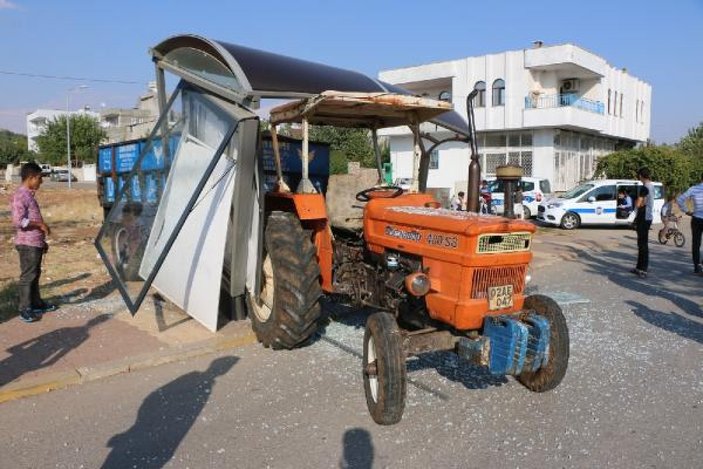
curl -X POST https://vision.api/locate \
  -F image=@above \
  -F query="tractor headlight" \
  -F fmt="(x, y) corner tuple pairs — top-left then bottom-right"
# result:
(405, 272), (431, 297)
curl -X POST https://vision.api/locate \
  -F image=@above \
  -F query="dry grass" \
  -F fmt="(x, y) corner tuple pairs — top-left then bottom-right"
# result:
(1, 183), (113, 321)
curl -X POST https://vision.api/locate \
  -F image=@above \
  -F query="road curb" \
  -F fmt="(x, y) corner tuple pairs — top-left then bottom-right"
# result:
(0, 330), (258, 404)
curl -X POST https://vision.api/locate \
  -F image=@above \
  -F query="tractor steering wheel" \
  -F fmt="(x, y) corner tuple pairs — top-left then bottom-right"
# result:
(355, 185), (405, 202)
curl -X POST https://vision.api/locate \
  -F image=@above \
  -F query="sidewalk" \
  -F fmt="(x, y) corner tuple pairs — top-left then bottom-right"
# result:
(0, 291), (257, 403)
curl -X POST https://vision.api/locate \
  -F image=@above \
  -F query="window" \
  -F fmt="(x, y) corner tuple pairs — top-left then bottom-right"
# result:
(485, 153), (506, 174)
(522, 133), (533, 146)
(492, 79), (505, 106)
(540, 179), (551, 194)
(581, 185), (616, 202)
(613, 91), (618, 116)
(438, 90), (451, 102)
(619, 94), (623, 118)
(485, 133), (506, 147)
(429, 149), (439, 170)
(653, 185), (664, 200)
(508, 134), (520, 147)
(607, 89), (612, 115)
(473, 81), (486, 107)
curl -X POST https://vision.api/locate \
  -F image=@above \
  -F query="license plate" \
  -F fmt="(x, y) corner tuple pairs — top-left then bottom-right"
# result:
(488, 284), (513, 310)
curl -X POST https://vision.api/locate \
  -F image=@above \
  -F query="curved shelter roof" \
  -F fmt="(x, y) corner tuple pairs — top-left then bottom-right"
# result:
(150, 34), (469, 136)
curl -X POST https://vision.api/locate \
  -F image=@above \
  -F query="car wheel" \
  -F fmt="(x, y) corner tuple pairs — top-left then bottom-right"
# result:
(559, 212), (580, 230)
(523, 206), (532, 219)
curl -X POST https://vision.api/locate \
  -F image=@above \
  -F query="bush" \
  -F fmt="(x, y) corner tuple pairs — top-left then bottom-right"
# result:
(595, 146), (694, 194)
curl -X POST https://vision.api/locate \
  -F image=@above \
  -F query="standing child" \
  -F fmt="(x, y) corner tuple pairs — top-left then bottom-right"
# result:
(659, 194), (677, 235)
(10, 162), (58, 322)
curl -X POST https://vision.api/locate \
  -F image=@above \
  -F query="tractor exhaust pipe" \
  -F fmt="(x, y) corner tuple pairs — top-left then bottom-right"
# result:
(465, 90), (480, 213)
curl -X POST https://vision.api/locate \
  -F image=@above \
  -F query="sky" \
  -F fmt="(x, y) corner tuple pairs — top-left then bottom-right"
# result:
(1, 0), (701, 144)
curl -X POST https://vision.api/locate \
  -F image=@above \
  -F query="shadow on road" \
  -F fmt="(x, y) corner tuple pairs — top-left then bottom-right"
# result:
(627, 300), (703, 345)
(0, 314), (110, 386)
(101, 355), (239, 469)
(341, 427), (374, 469)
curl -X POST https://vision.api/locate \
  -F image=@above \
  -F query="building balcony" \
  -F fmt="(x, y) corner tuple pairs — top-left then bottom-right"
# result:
(525, 94), (604, 114)
(523, 94), (605, 132)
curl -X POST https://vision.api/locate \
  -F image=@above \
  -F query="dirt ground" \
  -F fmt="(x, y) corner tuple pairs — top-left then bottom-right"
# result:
(0, 182), (112, 322)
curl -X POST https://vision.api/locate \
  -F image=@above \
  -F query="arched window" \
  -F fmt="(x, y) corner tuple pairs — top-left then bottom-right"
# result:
(492, 79), (505, 106)
(438, 90), (451, 102)
(473, 81), (486, 108)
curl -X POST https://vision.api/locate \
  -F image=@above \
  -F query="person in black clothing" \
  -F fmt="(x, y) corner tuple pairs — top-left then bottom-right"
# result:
(631, 167), (654, 278)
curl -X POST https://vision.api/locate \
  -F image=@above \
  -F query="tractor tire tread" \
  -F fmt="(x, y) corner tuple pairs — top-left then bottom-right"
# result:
(249, 211), (322, 350)
(517, 294), (569, 392)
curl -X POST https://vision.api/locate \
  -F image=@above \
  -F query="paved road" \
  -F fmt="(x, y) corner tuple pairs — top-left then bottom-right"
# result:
(1, 224), (701, 468)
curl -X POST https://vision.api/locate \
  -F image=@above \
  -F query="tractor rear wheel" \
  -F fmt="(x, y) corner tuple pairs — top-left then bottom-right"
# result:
(247, 211), (322, 350)
(363, 312), (407, 425)
(518, 294), (569, 392)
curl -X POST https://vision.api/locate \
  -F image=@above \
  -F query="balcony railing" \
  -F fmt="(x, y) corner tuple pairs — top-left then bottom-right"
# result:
(525, 93), (604, 115)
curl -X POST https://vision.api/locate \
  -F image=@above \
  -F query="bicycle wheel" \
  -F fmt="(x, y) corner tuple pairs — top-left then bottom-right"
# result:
(657, 229), (668, 245)
(674, 231), (685, 248)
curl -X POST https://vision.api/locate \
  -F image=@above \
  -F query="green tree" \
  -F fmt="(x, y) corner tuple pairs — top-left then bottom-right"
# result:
(308, 125), (375, 174)
(34, 114), (106, 165)
(0, 129), (34, 166)
(678, 122), (703, 181)
(594, 146), (693, 193)
(679, 122), (703, 158)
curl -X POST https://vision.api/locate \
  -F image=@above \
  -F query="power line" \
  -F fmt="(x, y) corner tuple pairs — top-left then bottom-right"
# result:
(0, 70), (144, 85)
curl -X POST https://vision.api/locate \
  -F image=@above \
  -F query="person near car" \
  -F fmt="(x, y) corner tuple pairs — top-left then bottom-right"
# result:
(480, 180), (492, 214)
(513, 186), (525, 219)
(631, 167), (654, 278)
(616, 189), (633, 219)
(676, 172), (703, 275)
(450, 191), (465, 211)
(10, 162), (58, 323)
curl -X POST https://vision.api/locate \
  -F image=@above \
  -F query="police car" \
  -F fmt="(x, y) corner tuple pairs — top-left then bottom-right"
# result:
(537, 179), (664, 229)
(487, 176), (552, 219)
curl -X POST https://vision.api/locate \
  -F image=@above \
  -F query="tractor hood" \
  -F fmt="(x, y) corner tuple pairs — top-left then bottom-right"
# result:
(365, 195), (536, 237)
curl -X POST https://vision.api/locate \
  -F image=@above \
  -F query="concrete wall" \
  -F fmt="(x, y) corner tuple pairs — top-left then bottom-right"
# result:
(325, 168), (378, 230)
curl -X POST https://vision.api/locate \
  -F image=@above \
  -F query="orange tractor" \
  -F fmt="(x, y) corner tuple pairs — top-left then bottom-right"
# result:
(96, 36), (568, 426)
(252, 91), (569, 425)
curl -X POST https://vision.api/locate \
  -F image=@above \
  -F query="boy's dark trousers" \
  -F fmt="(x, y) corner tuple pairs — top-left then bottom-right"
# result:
(692, 216), (703, 268)
(16, 245), (44, 311)
(635, 216), (652, 272)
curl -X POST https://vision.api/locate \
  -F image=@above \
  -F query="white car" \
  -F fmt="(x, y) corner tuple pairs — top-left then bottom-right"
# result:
(537, 179), (665, 230)
(487, 176), (552, 219)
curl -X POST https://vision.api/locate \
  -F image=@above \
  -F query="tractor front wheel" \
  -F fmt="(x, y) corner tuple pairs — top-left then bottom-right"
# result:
(247, 211), (322, 350)
(363, 312), (407, 425)
(518, 294), (569, 392)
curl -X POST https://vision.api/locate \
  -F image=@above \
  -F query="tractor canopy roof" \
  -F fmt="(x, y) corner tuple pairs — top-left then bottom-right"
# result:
(150, 34), (468, 136)
(269, 91), (454, 129)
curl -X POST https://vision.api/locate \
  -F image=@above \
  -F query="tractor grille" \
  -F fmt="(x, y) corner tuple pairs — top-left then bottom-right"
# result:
(476, 232), (531, 253)
(471, 265), (527, 299)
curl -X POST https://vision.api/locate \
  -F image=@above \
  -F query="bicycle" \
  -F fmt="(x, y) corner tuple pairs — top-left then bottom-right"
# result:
(657, 215), (685, 247)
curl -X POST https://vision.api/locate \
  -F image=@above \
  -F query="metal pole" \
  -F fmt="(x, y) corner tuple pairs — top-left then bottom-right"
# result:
(66, 94), (72, 189)
(65, 85), (88, 189)
(372, 128), (383, 184)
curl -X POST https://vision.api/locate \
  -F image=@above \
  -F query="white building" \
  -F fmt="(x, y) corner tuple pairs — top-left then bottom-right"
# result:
(26, 108), (99, 152)
(378, 42), (651, 192)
